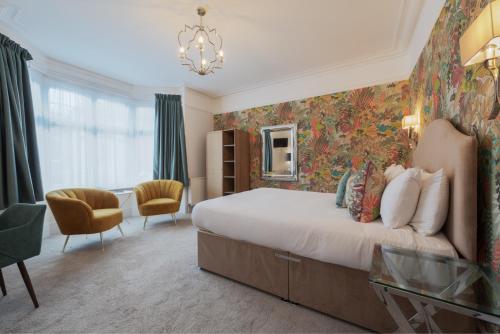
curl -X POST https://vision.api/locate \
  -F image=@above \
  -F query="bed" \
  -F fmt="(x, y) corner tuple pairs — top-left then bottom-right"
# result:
(193, 188), (458, 271)
(192, 120), (478, 332)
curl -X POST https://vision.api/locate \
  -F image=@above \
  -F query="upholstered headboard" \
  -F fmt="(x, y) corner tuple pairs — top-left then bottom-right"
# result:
(412, 119), (477, 261)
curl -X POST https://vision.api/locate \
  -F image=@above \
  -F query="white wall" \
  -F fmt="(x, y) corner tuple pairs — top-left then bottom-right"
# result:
(182, 87), (216, 210)
(183, 87), (216, 178)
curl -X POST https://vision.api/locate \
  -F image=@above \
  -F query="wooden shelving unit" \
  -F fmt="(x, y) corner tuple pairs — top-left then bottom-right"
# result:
(222, 130), (236, 195)
(206, 129), (249, 199)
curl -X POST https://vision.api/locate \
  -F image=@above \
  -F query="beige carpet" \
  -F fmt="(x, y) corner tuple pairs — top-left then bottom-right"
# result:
(0, 215), (366, 333)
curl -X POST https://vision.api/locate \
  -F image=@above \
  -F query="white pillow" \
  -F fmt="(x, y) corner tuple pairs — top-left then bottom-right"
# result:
(381, 168), (422, 229)
(384, 164), (405, 184)
(410, 169), (449, 236)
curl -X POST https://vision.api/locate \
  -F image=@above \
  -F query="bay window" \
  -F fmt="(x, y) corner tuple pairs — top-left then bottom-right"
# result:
(30, 70), (154, 192)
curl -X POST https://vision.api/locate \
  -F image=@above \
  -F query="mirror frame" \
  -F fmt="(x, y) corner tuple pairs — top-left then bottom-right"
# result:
(260, 124), (298, 181)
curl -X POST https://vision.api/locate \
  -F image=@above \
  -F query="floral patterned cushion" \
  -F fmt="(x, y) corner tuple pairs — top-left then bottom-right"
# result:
(346, 161), (386, 223)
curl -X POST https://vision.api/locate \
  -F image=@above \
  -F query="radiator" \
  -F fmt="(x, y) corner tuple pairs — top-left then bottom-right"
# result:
(189, 177), (206, 206)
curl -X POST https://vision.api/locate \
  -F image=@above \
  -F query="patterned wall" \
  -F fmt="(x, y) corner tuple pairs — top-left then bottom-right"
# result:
(408, 0), (499, 268)
(214, 81), (411, 193)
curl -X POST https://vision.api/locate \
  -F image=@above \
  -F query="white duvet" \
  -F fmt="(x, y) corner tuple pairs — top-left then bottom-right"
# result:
(192, 188), (457, 271)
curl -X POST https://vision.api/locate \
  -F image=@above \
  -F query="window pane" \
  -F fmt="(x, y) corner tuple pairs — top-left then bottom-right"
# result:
(31, 71), (154, 191)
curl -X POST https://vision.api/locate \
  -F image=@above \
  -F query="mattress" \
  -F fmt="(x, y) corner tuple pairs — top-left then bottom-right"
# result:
(192, 188), (458, 271)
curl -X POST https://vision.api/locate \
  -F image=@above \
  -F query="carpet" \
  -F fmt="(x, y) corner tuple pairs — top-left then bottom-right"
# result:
(0, 215), (366, 333)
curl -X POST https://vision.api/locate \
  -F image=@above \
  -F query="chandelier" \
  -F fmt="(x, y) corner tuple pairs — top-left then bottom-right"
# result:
(177, 7), (224, 76)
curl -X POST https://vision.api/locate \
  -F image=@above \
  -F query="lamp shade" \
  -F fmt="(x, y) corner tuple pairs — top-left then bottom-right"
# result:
(402, 115), (418, 130)
(460, 1), (500, 66)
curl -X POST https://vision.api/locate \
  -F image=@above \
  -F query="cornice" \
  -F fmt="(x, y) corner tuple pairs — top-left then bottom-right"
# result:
(214, 51), (412, 113)
(217, 49), (410, 98)
(214, 0), (444, 113)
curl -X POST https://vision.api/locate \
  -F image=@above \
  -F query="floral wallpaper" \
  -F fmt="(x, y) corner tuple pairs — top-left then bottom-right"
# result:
(407, 0), (499, 269)
(214, 81), (411, 193)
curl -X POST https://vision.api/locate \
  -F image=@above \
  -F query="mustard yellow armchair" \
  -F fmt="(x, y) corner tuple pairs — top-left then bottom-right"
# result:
(134, 180), (184, 230)
(45, 188), (124, 252)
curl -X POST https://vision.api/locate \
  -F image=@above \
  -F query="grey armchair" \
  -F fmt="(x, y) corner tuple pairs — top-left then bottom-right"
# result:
(0, 203), (46, 308)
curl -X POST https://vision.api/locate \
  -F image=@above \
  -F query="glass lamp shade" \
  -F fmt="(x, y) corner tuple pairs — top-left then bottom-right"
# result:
(402, 114), (419, 130)
(460, 0), (500, 66)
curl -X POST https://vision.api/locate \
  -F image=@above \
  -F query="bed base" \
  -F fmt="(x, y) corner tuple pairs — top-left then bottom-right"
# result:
(198, 230), (476, 333)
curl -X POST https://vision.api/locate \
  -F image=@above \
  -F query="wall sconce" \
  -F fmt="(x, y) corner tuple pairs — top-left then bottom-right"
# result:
(402, 114), (419, 148)
(459, 0), (500, 120)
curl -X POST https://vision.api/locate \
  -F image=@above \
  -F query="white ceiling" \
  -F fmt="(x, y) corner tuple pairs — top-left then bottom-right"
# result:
(0, 0), (429, 97)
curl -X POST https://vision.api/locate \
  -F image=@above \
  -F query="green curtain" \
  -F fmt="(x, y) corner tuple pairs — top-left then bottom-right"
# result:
(0, 33), (43, 210)
(153, 94), (189, 185)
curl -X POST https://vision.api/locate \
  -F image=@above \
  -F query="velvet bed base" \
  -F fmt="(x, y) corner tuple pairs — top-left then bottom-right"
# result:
(198, 230), (476, 333)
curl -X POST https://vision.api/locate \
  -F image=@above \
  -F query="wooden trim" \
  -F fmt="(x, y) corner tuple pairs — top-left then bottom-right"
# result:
(234, 129), (250, 192)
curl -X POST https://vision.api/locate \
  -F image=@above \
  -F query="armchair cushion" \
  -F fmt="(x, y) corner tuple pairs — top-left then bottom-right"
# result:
(92, 209), (123, 232)
(139, 198), (180, 216)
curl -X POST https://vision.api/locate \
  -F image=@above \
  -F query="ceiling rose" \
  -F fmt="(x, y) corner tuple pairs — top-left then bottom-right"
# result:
(177, 6), (224, 76)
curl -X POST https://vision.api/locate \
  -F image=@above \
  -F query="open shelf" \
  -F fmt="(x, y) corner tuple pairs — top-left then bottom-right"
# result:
(223, 162), (234, 177)
(223, 130), (235, 146)
(223, 177), (235, 194)
(222, 130), (236, 196)
(223, 147), (234, 161)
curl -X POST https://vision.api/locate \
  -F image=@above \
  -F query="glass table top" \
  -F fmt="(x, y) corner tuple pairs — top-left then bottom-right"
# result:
(369, 244), (500, 318)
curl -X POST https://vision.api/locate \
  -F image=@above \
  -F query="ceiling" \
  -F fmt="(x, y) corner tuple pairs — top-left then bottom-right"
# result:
(0, 0), (428, 97)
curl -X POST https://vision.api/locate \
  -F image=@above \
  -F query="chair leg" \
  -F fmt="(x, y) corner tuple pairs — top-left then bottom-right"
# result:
(62, 235), (70, 253)
(100, 232), (104, 251)
(0, 269), (6, 296)
(143, 216), (148, 230)
(171, 213), (177, 225)
(17, 261), (39, 308)
(117, 224), (125, 237)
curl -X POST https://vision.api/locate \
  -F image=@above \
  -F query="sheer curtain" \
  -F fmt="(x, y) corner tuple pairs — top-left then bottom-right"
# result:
(30, 70), (154, 192)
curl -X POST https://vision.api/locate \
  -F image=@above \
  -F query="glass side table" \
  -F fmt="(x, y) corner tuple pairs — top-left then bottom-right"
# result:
(369, 244), (500, 333)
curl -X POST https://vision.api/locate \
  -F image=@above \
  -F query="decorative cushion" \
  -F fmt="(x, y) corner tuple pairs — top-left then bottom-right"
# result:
(380, 168), (422, 229)
(384, 164), (405, 184)
(410, 169), (449, 236)
(344, 175), (355, 208)
(346, 161), (386, 223)
(335, 169), (352, 208)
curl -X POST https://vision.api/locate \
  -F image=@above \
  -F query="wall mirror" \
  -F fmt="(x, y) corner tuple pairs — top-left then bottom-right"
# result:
(261, 124), (297, 181)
